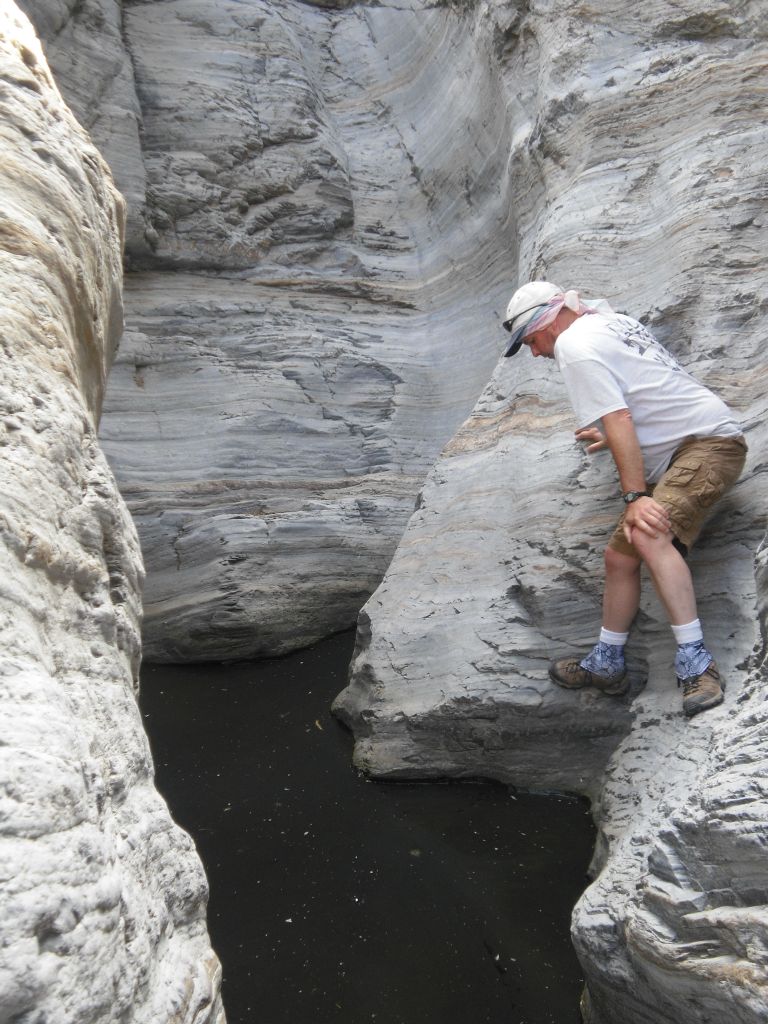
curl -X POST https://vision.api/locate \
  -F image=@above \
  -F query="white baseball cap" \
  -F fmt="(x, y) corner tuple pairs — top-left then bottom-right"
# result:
(502, 280), (562, 357)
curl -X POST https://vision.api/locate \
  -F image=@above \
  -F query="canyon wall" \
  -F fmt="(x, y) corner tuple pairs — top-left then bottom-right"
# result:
(21, 0), (768, 1021)
(0, 5), (223, 1021)
(28, 0), (513, 661)
(334, 2), (768, 1023)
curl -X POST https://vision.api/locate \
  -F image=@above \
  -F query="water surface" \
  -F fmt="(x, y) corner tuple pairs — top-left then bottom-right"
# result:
(140, 630), (595, 1024)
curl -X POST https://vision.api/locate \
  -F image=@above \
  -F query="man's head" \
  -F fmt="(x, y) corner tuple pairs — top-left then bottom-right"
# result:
(502, 281), (580, 359)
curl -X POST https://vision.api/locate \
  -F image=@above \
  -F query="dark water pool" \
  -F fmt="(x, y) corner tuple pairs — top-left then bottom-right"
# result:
(139, 630), (595, 1024)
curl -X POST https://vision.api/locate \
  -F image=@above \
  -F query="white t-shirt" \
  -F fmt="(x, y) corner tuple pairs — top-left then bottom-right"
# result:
(554, 312), (742, 482)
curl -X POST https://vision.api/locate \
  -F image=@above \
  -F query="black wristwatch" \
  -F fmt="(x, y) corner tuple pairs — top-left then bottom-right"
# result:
(622, 490), (651, 505)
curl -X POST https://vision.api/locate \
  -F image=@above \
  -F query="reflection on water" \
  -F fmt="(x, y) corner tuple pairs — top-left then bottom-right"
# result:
(140, 630), (594, 1024)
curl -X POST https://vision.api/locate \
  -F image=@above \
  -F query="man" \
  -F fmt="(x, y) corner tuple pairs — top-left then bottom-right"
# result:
(502, 281), (747, 717)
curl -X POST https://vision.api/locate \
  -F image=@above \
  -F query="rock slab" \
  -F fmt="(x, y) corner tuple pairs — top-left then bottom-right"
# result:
(334, 2), (768, 1022)
(0, 6), (223, 1022)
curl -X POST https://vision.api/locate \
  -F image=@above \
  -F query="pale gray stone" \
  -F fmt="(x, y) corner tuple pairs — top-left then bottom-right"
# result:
(18, 0), (151, 257)
(19, 0), (768, 1018)
(96, 0), (510, 660)
(0, 7), (223, 1022)
(334, 2), (768, 1022)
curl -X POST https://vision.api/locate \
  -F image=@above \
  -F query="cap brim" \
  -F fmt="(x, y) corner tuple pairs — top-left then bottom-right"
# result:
(502, 325), (527, 357)
(502, 301), (550, 357)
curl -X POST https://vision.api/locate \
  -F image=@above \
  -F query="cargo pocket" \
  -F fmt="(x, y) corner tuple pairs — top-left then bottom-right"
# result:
(663, 460), (699, 489)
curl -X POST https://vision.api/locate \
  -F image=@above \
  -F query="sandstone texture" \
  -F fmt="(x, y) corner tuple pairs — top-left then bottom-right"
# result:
(0, 6), (223, 1021)
(334, 2), (768, 1022)
(27, 0), (512, 660)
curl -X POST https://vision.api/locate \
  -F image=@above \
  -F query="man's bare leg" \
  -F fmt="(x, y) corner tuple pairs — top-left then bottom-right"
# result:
(555, 547), (641, 687)
(629, 528), (722, 715)
(630, 530), (697, 625)
(603, 546), (642, 632)
(551, 534), (716, 708)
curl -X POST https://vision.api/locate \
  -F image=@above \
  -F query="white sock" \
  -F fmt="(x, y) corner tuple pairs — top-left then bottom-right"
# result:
(671, 619), (703, 645)
(600, 627), (630, 646)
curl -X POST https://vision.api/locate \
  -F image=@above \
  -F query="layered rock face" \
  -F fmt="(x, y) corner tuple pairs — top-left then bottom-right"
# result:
(22, 0), (768, 1020)
(27, 0), (513, 661)
(334, 2), (768, 1022)
(0, 7), (222, 1021)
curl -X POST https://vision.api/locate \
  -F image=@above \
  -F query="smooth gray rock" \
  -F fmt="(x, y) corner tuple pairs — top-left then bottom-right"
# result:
(0, 7), (223, 1021)
(96, 0), (511, 660)
(334, 2), (768, 1022)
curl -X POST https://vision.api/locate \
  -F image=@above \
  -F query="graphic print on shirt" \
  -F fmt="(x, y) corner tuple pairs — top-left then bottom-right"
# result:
(608, 316), (683, 372)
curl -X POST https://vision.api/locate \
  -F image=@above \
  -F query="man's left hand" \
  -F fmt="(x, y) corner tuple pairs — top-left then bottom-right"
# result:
(622, 495), (671, 544)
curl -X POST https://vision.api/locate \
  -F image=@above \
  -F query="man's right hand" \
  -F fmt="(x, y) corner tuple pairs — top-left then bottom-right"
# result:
(622, 495), (671, 544)
(575, 426), (607, 453)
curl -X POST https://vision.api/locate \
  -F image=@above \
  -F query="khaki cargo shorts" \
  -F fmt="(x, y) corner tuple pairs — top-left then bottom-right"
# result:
(608, 435), (748, 559)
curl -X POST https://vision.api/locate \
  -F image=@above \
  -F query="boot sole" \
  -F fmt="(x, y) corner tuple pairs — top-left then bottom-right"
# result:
(683, 691), (725, 718)
(684, 692), (729, 716)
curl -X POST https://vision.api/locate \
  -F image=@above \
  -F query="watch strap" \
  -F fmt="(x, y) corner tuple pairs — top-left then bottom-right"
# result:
(622, 490), (651, 505)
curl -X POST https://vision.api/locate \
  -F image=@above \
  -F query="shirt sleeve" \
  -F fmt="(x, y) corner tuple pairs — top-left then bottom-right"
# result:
(559, 357), (628, 429)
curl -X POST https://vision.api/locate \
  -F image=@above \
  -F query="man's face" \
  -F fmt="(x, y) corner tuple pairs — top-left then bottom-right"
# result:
(522, 325), (557, 359)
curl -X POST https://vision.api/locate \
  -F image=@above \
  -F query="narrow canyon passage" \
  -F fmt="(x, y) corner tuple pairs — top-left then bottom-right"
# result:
(140, 631), (595, 1024)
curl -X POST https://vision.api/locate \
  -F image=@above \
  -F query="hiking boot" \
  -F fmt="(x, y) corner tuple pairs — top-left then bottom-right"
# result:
(549, 658), (629, 696)
(679, 659), (724, 718)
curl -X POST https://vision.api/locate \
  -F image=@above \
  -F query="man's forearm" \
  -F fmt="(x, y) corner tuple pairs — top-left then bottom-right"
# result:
(601, 409), (647, 492)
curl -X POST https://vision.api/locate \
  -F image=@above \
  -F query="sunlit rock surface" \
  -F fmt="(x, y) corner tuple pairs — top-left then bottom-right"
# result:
(22, 0), (768, 1020)
(27, 0), (512, 660)
(0, 7), (223, 1021)
(17, 0), (149, 254)
(334, 2), (768, 1022)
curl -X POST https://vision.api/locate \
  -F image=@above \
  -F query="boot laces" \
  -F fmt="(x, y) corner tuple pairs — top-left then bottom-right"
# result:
(681, 676), (701, 697)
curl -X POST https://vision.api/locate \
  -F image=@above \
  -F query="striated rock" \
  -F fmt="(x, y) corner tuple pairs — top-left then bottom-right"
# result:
(20, 0), (768, 1016)
(0, 6), (223, 1022)
(17, 0), (150, 257)
(575, 634), (768, 1024)
(93, 0), (512, 660)
(334, 2), (768, 1022)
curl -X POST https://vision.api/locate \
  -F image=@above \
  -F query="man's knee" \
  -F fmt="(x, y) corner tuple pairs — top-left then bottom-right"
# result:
(630, 528), (677, 566)
(605, 544), (641, 576)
